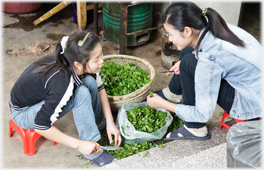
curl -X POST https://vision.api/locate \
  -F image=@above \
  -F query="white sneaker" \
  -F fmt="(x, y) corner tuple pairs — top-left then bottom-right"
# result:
(162, 87), (182, 103)
(184, 125), (208, 137)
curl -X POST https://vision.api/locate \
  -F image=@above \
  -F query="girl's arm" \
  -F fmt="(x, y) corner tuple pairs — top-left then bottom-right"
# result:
(35, 126), (103, 155)
(98, 89), (122, 146)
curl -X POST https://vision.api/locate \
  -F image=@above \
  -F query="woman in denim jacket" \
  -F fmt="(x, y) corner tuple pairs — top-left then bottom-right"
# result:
(147, 2), (262, 140)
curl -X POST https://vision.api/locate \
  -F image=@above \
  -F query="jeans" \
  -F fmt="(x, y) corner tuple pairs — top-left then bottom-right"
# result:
(10, 75), (105, 142)
(168, 47), (235, 128)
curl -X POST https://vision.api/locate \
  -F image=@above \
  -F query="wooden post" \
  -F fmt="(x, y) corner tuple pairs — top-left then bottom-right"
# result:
(94, 3), (98, 34)
(119, 3), (128, 55)
(77, 1), (87, 30)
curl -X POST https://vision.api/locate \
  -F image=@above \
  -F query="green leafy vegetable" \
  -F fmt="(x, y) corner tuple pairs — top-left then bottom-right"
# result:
(76, 153), (83, 159)
(143, 151), (150, 158)
(100, 61), (151, 96)
(105, 140), (158, 160)
(168, 111), (184, 132)
(167, 100), (185, 132)
(86, 160), (93, 165)
(127, 105), (170, 133)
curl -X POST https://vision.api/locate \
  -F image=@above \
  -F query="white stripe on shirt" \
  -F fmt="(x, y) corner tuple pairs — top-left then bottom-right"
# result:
(50, 76), (75, 124)
(44, 70), (60, 89)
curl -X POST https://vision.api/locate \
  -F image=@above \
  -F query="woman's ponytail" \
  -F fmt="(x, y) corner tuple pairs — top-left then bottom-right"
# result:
(161, 2), (245, 56)
(196, 7), (245, 54)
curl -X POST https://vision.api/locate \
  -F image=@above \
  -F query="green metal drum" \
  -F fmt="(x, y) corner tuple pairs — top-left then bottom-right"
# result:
(103, 2), (153, 46)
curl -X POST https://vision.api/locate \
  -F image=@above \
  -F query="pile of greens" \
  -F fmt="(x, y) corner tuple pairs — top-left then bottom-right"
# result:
(84, 100), (184, 161)
(97, 129), (166, 160)
(127, 105), (170, 133)
(106, 141), (162, 159)
(168, 111), (185, 131)
(97, 110), (184, 160)
(167, 100), (185, 132)
(100, 61), (151, 96)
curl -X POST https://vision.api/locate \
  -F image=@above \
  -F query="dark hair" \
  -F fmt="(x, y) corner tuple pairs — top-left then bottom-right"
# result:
(32, 30), (100, 76)
(161, 2), (245, 55)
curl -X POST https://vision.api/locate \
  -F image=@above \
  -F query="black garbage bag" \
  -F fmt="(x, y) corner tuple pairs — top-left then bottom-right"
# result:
(227, 120), (262, 168)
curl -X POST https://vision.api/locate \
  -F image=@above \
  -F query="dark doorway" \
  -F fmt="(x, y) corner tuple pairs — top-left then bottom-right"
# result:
(238, 2), (261, 42)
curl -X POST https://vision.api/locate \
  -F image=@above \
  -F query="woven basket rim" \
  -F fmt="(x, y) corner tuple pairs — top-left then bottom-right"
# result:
(103, 54), (155, 102)
(110, 80), (154, 104)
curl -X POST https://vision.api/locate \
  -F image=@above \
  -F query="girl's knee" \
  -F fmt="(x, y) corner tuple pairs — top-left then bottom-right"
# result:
(82, 75), (97, 90)
(75, 85), (91, 100)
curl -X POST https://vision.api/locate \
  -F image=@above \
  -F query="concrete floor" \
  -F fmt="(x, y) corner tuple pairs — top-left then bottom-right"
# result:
(1, 2), (260, 169)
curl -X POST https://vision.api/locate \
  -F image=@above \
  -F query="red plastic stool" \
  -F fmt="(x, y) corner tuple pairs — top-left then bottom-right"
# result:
(218, 111), (247, 130)
(9, 118), (57, 156)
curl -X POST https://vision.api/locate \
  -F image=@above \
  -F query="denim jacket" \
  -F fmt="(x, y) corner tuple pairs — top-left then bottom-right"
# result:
(175, 23), (262, 122)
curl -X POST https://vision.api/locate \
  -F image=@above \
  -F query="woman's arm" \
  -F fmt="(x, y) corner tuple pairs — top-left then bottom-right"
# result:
(35, 126), (103, 155)
(147, 93), (177, 112)
(98, 89), (122, 146)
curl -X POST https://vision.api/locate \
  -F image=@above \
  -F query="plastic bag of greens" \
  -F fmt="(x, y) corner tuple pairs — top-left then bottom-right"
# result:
(116, 102), (173, 144)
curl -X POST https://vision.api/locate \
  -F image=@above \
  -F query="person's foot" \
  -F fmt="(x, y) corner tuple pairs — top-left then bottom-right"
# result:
(155, 87), (182, 103)
(164, 125), (211, 141)
(82, 151), (118, 167)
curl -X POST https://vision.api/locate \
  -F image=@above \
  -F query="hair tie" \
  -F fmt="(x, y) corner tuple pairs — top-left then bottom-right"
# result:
(60, 36), (69, 54)
(78, 32), (90, 47)
(202, 8), (208, 23)
(202, 8), (207, 16)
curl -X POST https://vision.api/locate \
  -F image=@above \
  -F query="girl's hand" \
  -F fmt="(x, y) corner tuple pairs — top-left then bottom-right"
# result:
(106, 121), (122, 147)
(77, 140), (103, 155)
(167, 61), (181, 76)
(146, 93), (166, 108)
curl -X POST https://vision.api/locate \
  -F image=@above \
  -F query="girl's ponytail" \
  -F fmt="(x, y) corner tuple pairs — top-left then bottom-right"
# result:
(32, 30), (101, 76)
(54, 43), (70, 73)
(32, 42), (70, 76)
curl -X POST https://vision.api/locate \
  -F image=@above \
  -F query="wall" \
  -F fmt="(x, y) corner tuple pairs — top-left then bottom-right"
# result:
(154, 1), (242, 26)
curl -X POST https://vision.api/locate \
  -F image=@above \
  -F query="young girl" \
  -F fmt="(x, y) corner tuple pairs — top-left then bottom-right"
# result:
(147, 2), (262, 140)
(9, 30), (121, 166)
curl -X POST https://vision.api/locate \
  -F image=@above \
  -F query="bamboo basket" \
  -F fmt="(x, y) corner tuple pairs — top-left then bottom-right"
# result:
(103, 54), (155, 112)
(109, 84), (153, 113)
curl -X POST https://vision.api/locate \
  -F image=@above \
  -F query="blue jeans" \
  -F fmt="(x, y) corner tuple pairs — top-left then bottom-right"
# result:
(168, 47), (235, 128)
(10, 75), (105, 142)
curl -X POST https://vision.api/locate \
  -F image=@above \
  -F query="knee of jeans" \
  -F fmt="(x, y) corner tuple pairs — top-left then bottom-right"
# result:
(180, 54), (197, 74)
(82, 75), (97, 91)
(75, 85), (92, 103)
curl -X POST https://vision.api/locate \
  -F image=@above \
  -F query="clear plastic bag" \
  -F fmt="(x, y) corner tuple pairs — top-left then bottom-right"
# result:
(116, 102), (173, 144)
(227, 120), (262, 168)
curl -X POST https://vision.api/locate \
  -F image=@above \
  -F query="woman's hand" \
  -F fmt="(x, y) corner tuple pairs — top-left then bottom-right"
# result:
(76, 140), (103, 155)
(167, 60), (181, 76)
(106, 121), (122, 147)
(146, 93), (166, 108)
(147, 93), (177, 113)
